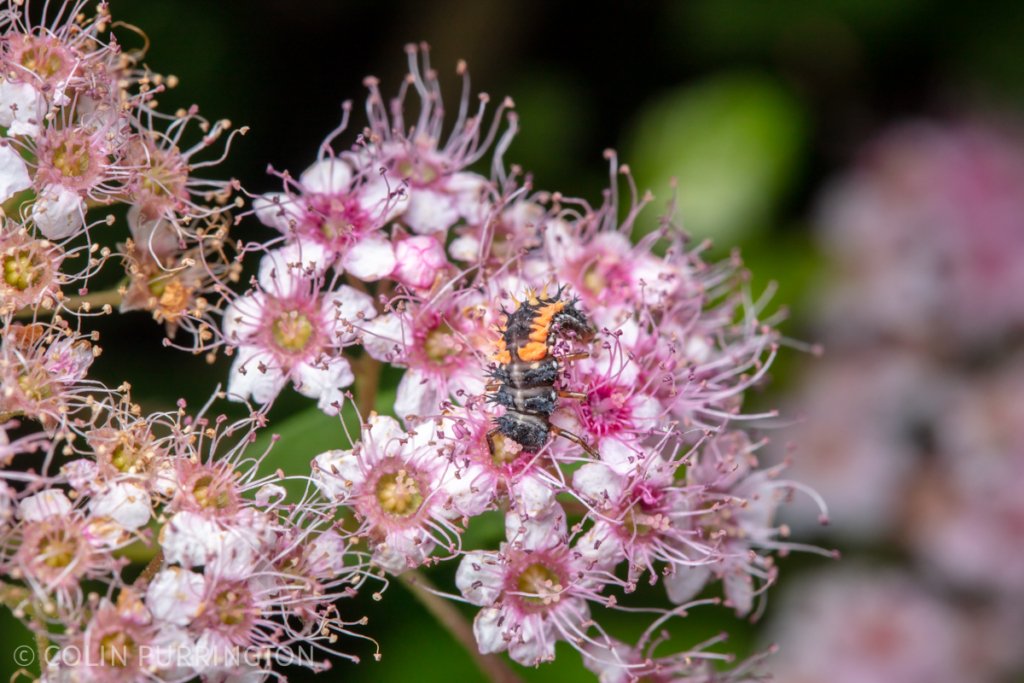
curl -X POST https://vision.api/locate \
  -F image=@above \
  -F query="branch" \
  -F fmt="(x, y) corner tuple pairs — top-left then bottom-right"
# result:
(399, 570), (524, 683)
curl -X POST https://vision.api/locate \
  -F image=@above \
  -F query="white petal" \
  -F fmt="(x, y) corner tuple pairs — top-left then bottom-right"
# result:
(359, 176), (406, 223)
(472, 607), (508, 655)
(293, 356), (354, 415)
(31, 185), (85, 240)
(572, 462), (625, 504)
(322, 284), (377, 344)
(373, 528), (433, 573)
(723, 567), (754, 616)
(393, 235), (448, 290)
(161, 512), (222, 567)
(226, 346), (286, 406)
(575, 523), (625, 569)
(307, 529), (354, 578)
(0, 81), (46, 137)
(206, 529), (260, 579)
(511, 473), (555, 519)
(299, 158), (353, 194)
(360, 313), (410, 362)
(0, 144), (31, 203)
(256, 244), (322, 297)
(403, 188), (459, 234)
(366, 414), (405, 458)
(505, 506), (566, 552)
(253, 192), (303, 232)
(221, 292), (266, 344)
(90, 483), (151, 530)
(146, 567), (205, 627)
(312, 448), (362, 500)
(664, 563), (712, 604)
(442, 463), (495, 518)
(448, 234), (480, 262)
(508, 613), (556, 665)
(599, 437), (646, 476)
(455, 551), (504, 606)
(394, 368), (441, 421)
(62, 459), (98, 493)
(127, 206), (180, 260)
(449, 172), (492, 225)
(341, 234), (396, 281)
(19, 490), (72, 521)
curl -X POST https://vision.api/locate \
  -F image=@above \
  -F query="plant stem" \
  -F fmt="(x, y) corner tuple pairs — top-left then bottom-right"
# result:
(352, 352), (383, 418)
(15, 288), (122, 318)
(399, 570), (523, 683)
(136, 549), (164, 585)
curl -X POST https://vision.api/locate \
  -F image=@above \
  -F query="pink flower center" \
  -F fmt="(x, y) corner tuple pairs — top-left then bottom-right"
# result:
(39, 127), (105, 191)
(421, 321), (463, 365)
(304, 194), (368, 244)
(577, 383), (631, 437)
(8, 34), (73, 82)
(622, 486), (670, 538)
(395, 156), (440, 186)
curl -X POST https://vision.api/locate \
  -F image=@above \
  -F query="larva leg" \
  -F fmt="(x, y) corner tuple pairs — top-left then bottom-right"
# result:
(550, 425), (597, 457)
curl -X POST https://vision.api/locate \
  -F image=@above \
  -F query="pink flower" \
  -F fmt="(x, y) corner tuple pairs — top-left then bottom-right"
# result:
(312, 414), (462, 573)
(253, 156), (402, 280)
(223, 245), (376, 413)
(456, 508), (599, 666)
(392, 234), (449, 291)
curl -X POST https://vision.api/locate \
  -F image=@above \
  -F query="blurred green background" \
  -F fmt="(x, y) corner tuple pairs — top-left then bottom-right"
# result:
(5, 0), (1024, 680)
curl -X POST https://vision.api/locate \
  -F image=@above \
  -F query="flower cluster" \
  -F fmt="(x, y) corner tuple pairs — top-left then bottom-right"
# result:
(767, 120), (1024, 682)
(0, 0), (242, 341)
(0, 4), (370, 682)
(232, 44), (829, 675)
(0, 3), (824, 680)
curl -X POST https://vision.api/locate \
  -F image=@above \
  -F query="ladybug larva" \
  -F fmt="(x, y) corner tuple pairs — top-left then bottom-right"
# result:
(486, 287), (595, 456)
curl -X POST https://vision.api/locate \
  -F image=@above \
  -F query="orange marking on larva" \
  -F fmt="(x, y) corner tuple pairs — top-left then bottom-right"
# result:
(492, 337), (511, 364)
(527, 301), (564, 343)
(516, 341), (548, 361)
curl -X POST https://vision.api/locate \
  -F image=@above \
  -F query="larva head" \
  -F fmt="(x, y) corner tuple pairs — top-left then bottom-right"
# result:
(550, 299), (594, 342)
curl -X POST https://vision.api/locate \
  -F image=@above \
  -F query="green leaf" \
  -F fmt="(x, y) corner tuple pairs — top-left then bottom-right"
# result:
(626, 72), (806, 245)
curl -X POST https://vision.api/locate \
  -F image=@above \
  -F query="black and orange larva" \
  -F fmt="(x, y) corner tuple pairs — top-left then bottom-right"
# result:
(486, 287), (596, 456)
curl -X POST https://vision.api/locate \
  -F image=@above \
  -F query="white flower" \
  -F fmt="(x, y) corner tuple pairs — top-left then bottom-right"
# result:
(146, 567), (206, 626)
(90, 482), (152, 530)
(0, 143), (31, 203)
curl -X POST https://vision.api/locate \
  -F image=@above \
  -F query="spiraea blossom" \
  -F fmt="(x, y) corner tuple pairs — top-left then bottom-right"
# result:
(0, 3), (825, 680)
(222, 244), (376, 413)
(263, 44), (823, 676)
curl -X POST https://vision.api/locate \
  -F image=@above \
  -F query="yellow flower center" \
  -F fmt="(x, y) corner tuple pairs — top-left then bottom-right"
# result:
(52, 139), (92, 179)
(191, 474), (233, 510)
(375, 469), (423, 517)
(3, 249), (41, 290)
(516, 562), (563, 606)
(396, 157), (438, 185)
(423, 322), (460, 363)
(271, 311), (314, 353)
(488, 432), (522, 466)
(20, 43), (65, 79)
(39, 530), (76, 569)
(109, 443), (137, 473)
(17, 370), (52, 402)
(99, 631), (136, 668)
(582, 262), (607, 297)
(215, 588), (250, 627)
